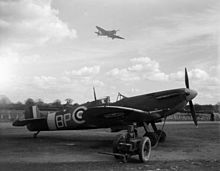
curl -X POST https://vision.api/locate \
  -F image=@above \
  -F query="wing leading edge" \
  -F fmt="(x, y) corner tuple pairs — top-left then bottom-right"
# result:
(83, 106), (168, 127)
(96, 26), (106, 33)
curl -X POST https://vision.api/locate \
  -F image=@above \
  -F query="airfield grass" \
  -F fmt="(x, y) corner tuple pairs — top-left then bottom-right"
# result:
(0, 160), (219, 171)
(0, 122), (219, 171)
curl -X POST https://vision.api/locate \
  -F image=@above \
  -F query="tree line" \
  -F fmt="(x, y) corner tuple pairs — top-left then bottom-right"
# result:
(0, 96), (219, 113)
(0, 97), (79, 111)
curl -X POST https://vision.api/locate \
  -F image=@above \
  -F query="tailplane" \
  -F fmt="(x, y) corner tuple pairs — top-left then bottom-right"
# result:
(13, 105), (44, 127)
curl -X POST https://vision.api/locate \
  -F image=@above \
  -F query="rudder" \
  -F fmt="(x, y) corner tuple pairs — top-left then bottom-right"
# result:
(24, 105), (41, 119)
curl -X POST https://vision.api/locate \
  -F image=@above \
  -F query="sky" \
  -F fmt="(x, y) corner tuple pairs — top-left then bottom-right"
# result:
(0, 0), (219, 104)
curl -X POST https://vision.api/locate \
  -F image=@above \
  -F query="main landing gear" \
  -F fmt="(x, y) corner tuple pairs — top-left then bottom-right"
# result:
(143, 122), (166, 148)
(33, 131), (40, 138)
(112, 124), (151, 163)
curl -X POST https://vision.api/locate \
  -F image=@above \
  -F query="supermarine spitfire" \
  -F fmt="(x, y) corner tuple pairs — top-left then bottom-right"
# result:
(13, 68), (198, 162)
(95, 26), (125, 39)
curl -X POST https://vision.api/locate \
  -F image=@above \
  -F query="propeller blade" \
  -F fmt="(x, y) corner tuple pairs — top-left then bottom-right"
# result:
(93, 87), (97, 101)
(189, 100), (198, 126)
(185, 68), (198, 126)
(185, 68), (189, 88)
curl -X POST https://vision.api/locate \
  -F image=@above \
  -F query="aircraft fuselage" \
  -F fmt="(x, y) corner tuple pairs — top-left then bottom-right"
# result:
(26, 88), (194, 132)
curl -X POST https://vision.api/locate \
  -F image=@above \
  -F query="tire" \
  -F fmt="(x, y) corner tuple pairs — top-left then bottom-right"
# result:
(144, 132), (158, 148)
(156, 130), (166, 143)
(138, 137), (151, 163)
(113, 134), (125, 159)
(122, 155), (128, 163)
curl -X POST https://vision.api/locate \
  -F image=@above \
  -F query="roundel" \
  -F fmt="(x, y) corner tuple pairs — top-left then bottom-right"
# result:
(72, 106), (87, 124)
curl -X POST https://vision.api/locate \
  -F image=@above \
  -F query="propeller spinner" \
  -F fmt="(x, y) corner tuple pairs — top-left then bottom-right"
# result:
(185, 68), (198, 126)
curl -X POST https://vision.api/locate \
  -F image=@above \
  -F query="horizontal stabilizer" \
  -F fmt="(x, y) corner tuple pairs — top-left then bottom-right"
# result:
(12, 118), (45, 126)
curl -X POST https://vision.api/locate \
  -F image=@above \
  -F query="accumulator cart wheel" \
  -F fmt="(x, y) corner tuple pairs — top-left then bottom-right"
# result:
(138, 137), (151, 163)
(113, 134), (125, 159)
(144, 132), (158, 148)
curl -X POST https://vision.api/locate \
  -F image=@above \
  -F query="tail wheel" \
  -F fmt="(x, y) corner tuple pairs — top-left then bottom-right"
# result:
(138, 137), (151, 163)
(113, 134), (125, 159)
(144, 132), (158, 148)
(156, 130), (166, 143)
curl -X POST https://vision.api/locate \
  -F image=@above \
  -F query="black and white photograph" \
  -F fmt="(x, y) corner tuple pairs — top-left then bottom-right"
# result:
(0, 0), (219, 170)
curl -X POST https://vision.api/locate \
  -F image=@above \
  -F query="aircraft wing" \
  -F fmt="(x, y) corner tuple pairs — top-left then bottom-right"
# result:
(96, 26), (106, 34)
(112, 35), (124, 39)
(83, 106), (168, 127)
(13, 118), (46, 126)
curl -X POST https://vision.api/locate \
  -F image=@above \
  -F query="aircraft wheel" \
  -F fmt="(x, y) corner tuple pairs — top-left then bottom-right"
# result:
(122, 154), (128, 163)
(156, 130), (166, 143)
(113, 134), (125, 159)
(138, 137), (151, 163)
(144, 132), (158, 148)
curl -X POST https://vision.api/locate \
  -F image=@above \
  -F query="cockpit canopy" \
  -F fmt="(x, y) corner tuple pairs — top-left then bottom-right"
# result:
(98, 96), (110, 105)
(116, 92), (127, 101)
(86, 96), (110, 107)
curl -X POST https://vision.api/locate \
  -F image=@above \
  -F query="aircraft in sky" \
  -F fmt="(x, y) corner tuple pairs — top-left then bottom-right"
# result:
(95, 26), (125, 39)
(13, 68), (198, 162)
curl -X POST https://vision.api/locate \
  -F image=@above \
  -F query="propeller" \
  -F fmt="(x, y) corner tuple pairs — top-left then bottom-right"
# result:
(93, 86), (97, 101)
(185, 68), (189, 88)
(185, 68), (198, 126)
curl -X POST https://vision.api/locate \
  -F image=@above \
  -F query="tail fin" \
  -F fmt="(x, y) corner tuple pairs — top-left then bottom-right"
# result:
(24, 105), (41, 119)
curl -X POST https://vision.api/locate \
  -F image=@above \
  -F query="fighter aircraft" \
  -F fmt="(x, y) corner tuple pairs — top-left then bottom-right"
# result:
(13, 68), (198, 148)
(95, 26), (125, 39)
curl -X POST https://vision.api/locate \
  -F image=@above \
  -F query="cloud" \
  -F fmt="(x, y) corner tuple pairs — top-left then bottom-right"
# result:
(169, 68), (220, 104)
(80, 77), (104, 87)
(130, 2), (220, 56)
(0, 0), (78, 81)
(33, 76), (57, 89)
(64, 65), (104, 88)
(0, 0), (77, 47)
(107, 57), (219, 105)
(108, 57), (168, 81)
(128, 64), (143, 71)
(108, 68), (140, 81)
(130, 57), (157, 64)
(169, 68), (218, 83)
(190, 69), (209, 81)
(66, 66), (100, 76)
(0, 47), (40, 64)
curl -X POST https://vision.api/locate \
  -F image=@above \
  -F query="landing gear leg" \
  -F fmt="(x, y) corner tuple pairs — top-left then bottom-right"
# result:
(151, 122), (166, 143)
(143, 122), (150, 132)
(151, 122), (158, 132)
(143, 122), (158, 148)
(33, 131), (40, 138)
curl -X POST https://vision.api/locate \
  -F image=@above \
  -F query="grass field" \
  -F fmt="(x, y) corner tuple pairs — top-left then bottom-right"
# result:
(0, 122), (219, 170)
